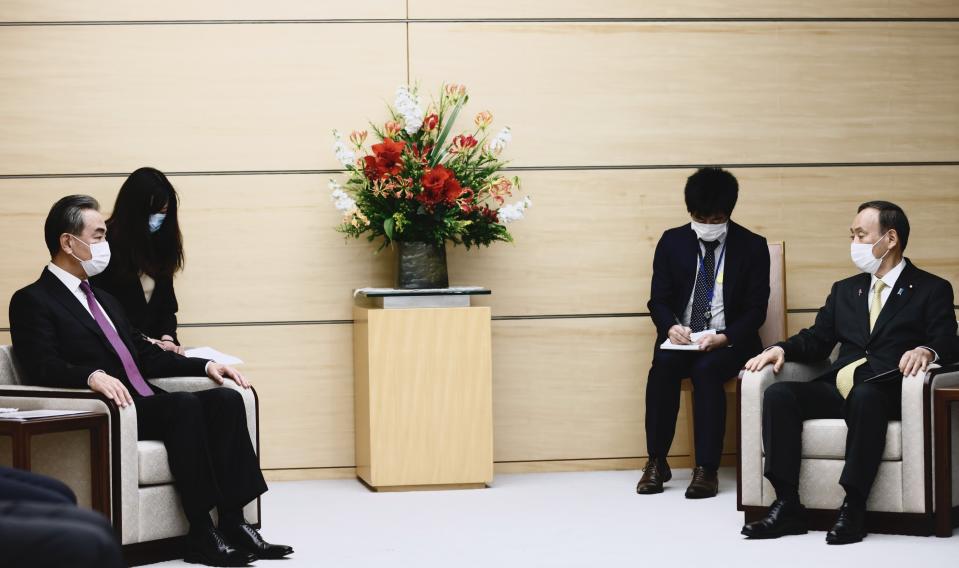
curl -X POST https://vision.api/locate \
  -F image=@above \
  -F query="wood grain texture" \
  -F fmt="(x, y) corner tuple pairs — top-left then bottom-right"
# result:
(0, 1), (405, 21)
(409, 0), (959, 19)
(354, 306), (493, 487)
(409, 22), (959, 166)
(176, 324), (356, 470)
(0, 23), (406, 175)
(1, 167), (956, 327)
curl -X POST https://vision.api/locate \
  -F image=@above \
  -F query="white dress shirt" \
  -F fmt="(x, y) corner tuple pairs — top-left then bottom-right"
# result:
(46, 263), (117, 331)
(682, 233), (727, 331)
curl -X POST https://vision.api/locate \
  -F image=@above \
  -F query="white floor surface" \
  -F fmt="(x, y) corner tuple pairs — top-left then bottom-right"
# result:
(148, 467), (957, 567)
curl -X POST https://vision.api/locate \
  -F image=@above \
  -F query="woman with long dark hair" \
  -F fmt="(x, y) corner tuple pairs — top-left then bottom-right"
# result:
(92, 167), (186, 354)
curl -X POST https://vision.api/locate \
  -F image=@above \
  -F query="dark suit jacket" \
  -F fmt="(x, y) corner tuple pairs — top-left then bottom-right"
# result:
(9, 268), (208, 395)
(91, 263), (179, 343)
(777, 259), (959, 376)
(648, 220), (771, 354)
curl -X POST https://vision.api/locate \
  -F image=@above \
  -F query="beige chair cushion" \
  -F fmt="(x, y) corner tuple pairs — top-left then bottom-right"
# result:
(138, 440), (174, 486)
(798, 418), (902, 461)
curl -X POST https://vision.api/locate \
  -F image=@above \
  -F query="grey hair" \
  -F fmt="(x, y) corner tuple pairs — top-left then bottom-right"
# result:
(44, 194), (101, 256)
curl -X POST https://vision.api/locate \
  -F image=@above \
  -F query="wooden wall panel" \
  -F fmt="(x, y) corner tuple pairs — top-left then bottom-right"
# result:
(409, 1), (959, 19)
(452, 166), (959, 316)
(176, 324), (355, 470)
(0, 24), (407, 175)
(0, 175), (394, 328)
(409, 22), (959, 166)
(2, 167), (955, 328)
(1, 1), (405, 21)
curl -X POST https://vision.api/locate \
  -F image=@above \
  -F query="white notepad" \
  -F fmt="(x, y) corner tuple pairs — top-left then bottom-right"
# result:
(659, 329), (716, 351)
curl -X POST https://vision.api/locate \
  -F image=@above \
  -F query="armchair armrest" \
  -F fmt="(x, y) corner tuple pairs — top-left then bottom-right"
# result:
(739, 360), (831, 507)
(0, 385), (140, 544)
(900, 363), (959, 513)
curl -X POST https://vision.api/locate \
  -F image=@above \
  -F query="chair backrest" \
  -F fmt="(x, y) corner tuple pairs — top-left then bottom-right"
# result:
(759, 242), (787, 348)
(0, 345), (22, 386)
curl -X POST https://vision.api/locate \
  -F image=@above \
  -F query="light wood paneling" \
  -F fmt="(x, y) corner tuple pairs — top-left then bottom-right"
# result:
(1, 1), (404, 21)
(452, 166), (959, 316)
(2, 167), (956, 327)
(0, 23), (406, 175)
(491, 317), (691, 461)
(176, 324), (356, 470)
(0, 175), (394, 328)
(410, 1), (959, 19)
(409, 22), (959, 166)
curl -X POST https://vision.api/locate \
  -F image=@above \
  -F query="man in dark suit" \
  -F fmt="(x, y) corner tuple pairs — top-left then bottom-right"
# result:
(638, 168), (770, 498)
(9, 195), (293, 566)
(741, 201), (959, 544)
(0, 466), (124, 568)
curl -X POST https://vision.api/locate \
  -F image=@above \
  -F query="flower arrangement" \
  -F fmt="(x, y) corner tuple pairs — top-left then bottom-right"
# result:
(329, 83), (531, 250)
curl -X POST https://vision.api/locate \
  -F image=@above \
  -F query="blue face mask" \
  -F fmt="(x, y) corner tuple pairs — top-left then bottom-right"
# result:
(148, 213), (166, 233)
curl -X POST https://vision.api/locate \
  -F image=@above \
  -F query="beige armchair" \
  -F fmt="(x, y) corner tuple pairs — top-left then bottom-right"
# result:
(737, 351), (959, 534)
(0, 345), (261, 565)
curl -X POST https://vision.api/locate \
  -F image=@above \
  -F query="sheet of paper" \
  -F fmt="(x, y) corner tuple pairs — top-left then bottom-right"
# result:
(184, 347), (244, 366)
(0, 409), (92, 421)
(659, 329), (717, 351)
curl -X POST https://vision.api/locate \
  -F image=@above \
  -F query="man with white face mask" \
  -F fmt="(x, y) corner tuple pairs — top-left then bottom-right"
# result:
(9, 195), (293, 566)
(639, 168), (771, 499)
(742, 201), (959, 545)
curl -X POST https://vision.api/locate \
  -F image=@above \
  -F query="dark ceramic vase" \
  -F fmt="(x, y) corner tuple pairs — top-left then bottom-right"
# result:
(395, 241), (449, 289)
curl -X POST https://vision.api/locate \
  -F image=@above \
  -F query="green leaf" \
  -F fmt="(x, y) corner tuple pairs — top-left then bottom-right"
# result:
(383, 217), (395, 241)
(429, 100), (463, 167)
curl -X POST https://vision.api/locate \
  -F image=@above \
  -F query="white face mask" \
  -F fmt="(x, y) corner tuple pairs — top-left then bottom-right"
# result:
(68, 235), (111, 277)
(148, 213), (166, 233)
(690, 220), (728, 242)
(850, 231), (890, 275)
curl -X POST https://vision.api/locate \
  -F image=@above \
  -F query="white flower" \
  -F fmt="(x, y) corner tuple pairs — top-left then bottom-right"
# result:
(488, 126), (512, 154)
(332, 130), (356, 167)
(329, 178), (356, 213)
(497, 195), (532, 224)
(394, 86), (424, 135)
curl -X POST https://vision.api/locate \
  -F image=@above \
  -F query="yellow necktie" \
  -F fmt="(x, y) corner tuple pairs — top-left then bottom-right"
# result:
(836, 280), (887, 398)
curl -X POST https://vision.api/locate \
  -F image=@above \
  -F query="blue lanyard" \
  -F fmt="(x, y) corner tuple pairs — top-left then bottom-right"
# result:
(697, 242), (726, 311)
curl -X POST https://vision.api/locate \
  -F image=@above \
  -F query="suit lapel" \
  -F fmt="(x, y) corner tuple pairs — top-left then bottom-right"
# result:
(851, 273), (871, 342)
(39, 269), (113, 351)
(869, 261), (917, 341)
(721, 222), (740, 308)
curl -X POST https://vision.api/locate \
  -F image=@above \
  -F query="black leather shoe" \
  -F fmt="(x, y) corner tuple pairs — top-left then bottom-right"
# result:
(184, 526), (255, 567)
(636, 458), (672, 494)
(826, 500), (867, 545)
(741, 499), (808, 539)
(685, 466), (719, 499)
(221, 523), (294, 560)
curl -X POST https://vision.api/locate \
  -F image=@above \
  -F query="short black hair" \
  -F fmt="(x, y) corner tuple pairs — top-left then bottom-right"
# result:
(858, 200), (910, 252)
(684, 167), (739, 218)
(43, 195), (100, 257)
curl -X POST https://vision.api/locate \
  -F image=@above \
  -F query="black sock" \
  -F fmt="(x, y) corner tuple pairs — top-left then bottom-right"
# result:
(219, 508), (247, 529)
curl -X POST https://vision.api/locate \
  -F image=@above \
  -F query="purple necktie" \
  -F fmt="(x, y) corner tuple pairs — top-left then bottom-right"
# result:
(79, 281), (155, 397)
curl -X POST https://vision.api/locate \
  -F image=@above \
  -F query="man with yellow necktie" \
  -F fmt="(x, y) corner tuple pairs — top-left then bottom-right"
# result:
(739, 201), (959, 545)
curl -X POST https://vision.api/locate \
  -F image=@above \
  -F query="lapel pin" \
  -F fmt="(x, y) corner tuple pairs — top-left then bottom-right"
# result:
(858, 289), (863, 296)
(897, 288), (904, 296)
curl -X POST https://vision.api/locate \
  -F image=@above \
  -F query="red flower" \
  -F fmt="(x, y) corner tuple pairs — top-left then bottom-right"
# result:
(424, 114), (439, 131)
(450, 134), (478, 153)
(418, 165), (464, 209)
(363, 138), (406, 180)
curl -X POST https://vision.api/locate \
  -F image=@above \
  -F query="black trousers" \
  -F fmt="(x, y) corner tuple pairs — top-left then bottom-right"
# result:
(645, 345), (750, 470)
(762, 366), (902, 501)
(0, 465), (76, 504)
(0, 468), (123, 568)
(135, 387), (268, 524)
